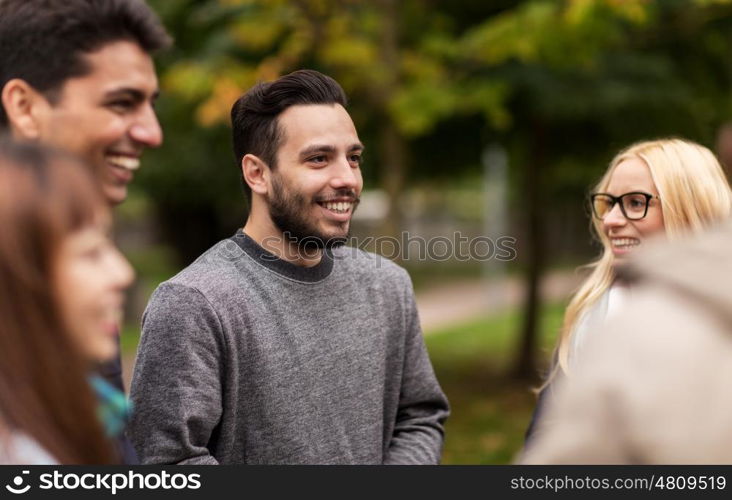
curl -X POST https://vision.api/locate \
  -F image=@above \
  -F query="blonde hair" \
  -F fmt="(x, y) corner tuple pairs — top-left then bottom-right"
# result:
(547, 138), (732, 384)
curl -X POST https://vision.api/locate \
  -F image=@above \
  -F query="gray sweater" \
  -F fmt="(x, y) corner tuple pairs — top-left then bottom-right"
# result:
(128, 231), (449, 464)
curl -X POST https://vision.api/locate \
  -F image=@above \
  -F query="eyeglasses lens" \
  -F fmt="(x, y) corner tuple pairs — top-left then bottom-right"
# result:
(592, 195), (614, 218)
(621, 194), (648, 219)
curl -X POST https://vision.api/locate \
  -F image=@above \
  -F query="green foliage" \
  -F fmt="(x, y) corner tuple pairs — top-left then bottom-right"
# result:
(140, 0), (732, 259)
(146, 0), (732, 181)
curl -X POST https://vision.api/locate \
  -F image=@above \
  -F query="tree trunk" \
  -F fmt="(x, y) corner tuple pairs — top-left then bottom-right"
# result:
(511, 121), (547, 381)
(374, 0), (407, 242)
(379, 120), (408, 241)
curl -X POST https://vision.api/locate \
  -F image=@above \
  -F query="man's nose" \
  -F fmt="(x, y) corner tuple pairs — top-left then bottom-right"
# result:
(330, 157), (360, 190)
(130, 105), (163, 148)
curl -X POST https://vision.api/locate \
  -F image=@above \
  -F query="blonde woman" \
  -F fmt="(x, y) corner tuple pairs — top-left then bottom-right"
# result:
(525, 137), (732, 442)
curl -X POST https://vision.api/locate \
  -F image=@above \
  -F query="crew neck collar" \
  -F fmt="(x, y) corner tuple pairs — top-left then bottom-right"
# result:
(230, 230), (334, 283)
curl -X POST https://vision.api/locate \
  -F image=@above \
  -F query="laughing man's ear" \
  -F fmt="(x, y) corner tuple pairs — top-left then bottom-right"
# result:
(242, 154), (270, 196)
(1, 79), (51, 140)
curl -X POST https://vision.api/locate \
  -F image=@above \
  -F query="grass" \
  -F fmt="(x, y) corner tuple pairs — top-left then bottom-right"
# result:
(425, 302), (564, 464)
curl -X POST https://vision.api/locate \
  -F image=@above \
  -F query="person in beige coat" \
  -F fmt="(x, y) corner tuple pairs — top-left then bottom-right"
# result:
(522, 219), (732, 464)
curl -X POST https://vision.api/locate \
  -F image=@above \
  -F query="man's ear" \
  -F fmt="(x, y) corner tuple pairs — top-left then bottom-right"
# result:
(1, 79), (50, 139)
(242, 154), (270, 196)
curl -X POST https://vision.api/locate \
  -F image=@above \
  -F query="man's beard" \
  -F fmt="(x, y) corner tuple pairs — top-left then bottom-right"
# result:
(268, 175), (356, 250)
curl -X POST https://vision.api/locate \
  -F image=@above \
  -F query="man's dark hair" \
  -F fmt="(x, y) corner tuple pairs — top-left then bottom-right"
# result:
(0, 0), (171, 127)
(230, 69), (348, 203)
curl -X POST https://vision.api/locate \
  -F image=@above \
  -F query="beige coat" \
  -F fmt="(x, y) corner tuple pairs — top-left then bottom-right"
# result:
(522, 220), (732, 464)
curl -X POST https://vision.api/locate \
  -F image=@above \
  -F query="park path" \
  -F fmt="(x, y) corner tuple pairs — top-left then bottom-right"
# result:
(417, 269), (583, 334)
(122, 269), (582, 390)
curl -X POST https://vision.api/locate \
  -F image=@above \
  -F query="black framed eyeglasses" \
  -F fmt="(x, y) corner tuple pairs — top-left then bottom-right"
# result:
(590, 191), (660, 220)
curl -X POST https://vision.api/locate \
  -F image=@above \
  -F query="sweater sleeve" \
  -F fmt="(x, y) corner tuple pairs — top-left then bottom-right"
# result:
(127, 282), (224, 465)
(384, 270), (450, 464)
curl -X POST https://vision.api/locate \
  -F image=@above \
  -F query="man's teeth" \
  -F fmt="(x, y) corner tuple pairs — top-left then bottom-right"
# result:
(322, 201), (352, 214)
(612, 238), (640, 248)
(107, 155), (140, 171)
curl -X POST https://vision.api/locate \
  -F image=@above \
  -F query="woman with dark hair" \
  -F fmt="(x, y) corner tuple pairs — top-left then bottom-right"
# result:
(0, 139), (133, 464)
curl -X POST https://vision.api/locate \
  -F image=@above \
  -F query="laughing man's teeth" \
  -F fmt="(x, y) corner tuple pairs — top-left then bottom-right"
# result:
(611, 238), (640, 248)
(107, 155), (140, 171)
(323, 201), (352, 214)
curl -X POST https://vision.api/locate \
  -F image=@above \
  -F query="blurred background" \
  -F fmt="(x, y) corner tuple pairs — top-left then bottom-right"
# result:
(117, 0), (732, 463)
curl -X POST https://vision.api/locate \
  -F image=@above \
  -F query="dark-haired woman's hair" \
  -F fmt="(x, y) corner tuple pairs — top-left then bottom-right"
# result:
(0, 138), (115, 464)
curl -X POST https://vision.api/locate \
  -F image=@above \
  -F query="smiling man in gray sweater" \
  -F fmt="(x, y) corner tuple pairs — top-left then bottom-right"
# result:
(128, 70), (449, 464)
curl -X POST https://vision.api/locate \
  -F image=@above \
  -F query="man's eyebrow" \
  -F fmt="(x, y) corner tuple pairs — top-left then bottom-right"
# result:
(299, 143), (365, 159)
(103, 87), (160, 101)
(299, 145), (336, 159)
